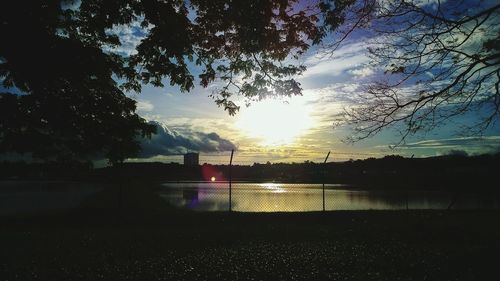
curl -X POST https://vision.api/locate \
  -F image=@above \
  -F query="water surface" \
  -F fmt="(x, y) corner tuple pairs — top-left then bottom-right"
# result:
(159, 182), (500, 212)
(0, 181), (103, 215)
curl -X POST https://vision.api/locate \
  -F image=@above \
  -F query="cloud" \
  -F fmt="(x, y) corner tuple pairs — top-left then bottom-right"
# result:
(303, 83), (364, 107)
(349, 66), (374, 78)
(444, 149), (468, 157)
(302, 41), (370, 78)
(138, 121), (236, 158)
(136, 100), (154, 112)
(105, 19), (152, 56)
(401, 136), (500, 148)
(397, 136), (500, 155)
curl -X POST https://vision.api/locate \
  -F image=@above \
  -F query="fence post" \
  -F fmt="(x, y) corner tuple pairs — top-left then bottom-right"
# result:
(406, 190), (409, 211)
(447, 192), (458, 210)
(323, 151), (331, 211)
(229, 149), (234, 212)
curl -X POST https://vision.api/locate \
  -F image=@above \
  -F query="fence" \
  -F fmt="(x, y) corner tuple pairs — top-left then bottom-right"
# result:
(1, 150), (499, 215)
(159, 182), (500, 212)
(157, 150), (500, 212)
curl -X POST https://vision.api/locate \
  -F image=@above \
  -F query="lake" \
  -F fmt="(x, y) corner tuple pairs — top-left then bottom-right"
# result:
(1, 181), (499, 215)
(159, 182), (500, 212)
(0, 181), (103, 216)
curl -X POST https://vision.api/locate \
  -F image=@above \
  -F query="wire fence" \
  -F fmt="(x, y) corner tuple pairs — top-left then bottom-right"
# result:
(1, 149), (499, 215)
(2, 180), (498, 216)
(158, 182), (500, 212)
(156, 150), (500, 212)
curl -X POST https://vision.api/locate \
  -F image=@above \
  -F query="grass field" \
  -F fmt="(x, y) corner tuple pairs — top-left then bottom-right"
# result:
(1, 209), (499, 281)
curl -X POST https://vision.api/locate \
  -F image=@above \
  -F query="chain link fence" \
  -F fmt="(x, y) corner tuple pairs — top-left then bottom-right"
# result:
(158, 181), (500, 212)
(156, 150), (500, 212)
(1, 150), (500, 215)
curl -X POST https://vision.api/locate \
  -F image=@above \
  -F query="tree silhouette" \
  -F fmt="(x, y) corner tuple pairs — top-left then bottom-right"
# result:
(0, 0), (324, 163)
(321, 0), (500, 144)
(0, 1), (156, 164)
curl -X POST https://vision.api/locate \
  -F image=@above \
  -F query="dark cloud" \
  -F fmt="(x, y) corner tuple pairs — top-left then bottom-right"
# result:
(138, 121), (236, 158)
(445, 149), (469, 157)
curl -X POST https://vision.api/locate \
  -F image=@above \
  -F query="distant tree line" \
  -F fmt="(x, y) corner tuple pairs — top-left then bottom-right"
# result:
(2, 153), (498, 190)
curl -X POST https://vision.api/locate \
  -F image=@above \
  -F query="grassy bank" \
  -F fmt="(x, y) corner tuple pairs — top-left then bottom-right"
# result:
(1, 209), (499, 281)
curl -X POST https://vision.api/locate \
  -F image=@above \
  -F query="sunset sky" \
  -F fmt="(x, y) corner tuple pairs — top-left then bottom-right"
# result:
(107, 0), (498, 165)
(4, 0), (499, 165)
(125, 38), (500, 164)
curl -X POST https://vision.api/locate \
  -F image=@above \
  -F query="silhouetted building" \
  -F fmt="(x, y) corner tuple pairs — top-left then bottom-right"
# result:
(184, 153), (199, 166)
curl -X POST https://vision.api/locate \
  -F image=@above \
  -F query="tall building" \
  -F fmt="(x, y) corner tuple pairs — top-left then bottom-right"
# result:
(184, 152), (199, 166)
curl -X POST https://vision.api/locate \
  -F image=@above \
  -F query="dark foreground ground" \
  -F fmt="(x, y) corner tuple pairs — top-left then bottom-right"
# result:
(1, 209), (499, 281)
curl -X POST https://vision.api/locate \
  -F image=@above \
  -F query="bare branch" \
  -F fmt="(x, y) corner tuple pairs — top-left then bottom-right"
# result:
(329, 0), (500, 144)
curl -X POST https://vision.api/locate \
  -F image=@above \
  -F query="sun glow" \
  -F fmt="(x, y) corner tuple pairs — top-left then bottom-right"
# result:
(236, 98), (314, 146)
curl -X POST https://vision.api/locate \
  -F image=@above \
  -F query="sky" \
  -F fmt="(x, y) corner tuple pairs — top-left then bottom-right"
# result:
(111, 0), (499, 165)
(4, 0), (500, 165)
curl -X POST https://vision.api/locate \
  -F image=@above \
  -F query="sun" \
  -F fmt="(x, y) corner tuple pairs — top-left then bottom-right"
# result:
(236, 97), (313, 146)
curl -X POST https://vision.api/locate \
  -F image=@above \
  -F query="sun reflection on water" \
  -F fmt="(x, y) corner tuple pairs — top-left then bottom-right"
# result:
(259, 183), (286, 193)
